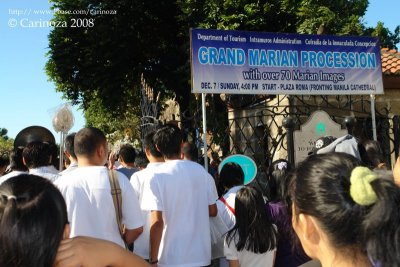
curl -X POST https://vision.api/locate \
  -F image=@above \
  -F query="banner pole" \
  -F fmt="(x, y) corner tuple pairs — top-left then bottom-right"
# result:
(370, 94), (377, 141)
(202, 93), (208, 171)
(59, 132), (64, 171)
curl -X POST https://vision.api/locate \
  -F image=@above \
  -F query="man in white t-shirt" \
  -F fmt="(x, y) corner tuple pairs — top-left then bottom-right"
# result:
(141, 124), (218, 266)
(130, 130), (164, 260)
(55, 127), (144, 248)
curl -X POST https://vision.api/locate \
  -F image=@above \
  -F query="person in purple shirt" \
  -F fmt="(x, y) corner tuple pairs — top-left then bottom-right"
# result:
(266, 159), (310, 267)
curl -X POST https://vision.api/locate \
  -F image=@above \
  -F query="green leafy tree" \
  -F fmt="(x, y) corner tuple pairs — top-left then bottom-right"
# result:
(0, 128), (13, 157)
(46, 0), (187, 111)
(184, 0), (297, 32)
(295, 0), (368, 35)
(84, 94), (141, 144)
(46, 0), (399, 145)
(0, 128), (8, 140)
(364, 22), (400, 50)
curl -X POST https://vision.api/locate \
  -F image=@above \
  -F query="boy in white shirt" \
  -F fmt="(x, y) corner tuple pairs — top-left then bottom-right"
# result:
(141, 124), (218, 266)
(56, 127), (143, 248)
(130, 130), (164, 260)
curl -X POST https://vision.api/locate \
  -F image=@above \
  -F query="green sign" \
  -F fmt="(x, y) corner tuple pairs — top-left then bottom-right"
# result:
(316, 122), (326, 135)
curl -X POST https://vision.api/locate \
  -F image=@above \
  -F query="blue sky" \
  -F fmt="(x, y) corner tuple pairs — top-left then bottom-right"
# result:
(0, 0), (399, 139)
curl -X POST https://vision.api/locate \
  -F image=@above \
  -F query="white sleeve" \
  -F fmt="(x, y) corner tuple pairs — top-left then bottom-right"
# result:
(207, 173), (218, 205)
(224, 235), (239, 260)
(119, 173), (144, 230)
(140, 174), (164, 211)
(130, 172), (141, 200)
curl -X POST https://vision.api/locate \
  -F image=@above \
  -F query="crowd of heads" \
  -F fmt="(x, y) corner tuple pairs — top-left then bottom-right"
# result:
(3, 124), (400, 267)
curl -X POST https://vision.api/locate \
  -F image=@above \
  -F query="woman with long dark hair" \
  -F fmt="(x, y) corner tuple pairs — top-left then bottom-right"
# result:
(290, 152), (400, 267)
(224, 186), (277, 266)
(267, 159), (310, 267)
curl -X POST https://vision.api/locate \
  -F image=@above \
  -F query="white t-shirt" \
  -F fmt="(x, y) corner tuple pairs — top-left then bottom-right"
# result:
(30, 166), (60, 182)
(224, 234), (276, 267)
(216, 185), (243, 230)
(130, 162), (164, 259)
(141, 160), (218, 267)
(59, 162), (78, 175)
(55, 166), (144, 248)
(0, 171), (27, 185)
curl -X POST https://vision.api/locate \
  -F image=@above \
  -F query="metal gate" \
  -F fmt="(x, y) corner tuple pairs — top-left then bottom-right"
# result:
(188, 94), (397, 171)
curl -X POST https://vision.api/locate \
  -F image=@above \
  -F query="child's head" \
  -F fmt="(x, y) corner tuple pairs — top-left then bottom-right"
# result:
(8, 147), (28, 172)
(227, 186), (276, 253)
(290, 152), (400, 265)
(218, 162), (244, 190)
(217, 162), (244, 197)
(0, 175), (69, 267)
(268, 159), (291, 202)
(358, 139), (386, 170)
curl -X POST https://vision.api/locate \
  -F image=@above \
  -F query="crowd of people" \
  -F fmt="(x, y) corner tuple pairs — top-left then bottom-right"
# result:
(1, 125), (400, 267)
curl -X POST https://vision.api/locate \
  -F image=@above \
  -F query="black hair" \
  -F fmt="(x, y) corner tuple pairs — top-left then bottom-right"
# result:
(181, 142), (198, 162)
(268, 159), (292, 202)
(47, 142), (59, 170)
(218, 162), (244, 193)
(9, 147), (28, 172)
(74, 127), (106, 157)
(358, 140), (386, 170)
(119, 144), (136, 164)
(143, 131), (162, 158)
(134, 151), (149, 169)
(22, 141), (51, 169)
(290, 152), (400, 266)
(226, 186), (277, 253)
(211, 151), (220, 161)
(153, 124), (183, 158)
(0, 174), (68, 267)
(64, 132), (76, 160)
(0, 155), (9, 168)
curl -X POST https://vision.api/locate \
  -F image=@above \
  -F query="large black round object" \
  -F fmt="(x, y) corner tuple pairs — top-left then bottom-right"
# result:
(14, 126), (56, 148)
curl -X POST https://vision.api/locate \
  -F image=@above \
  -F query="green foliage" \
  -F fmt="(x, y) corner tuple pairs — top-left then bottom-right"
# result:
(0, 128), (13, 157)
(0, 128), (8, 140)
(84, 93), (141, 144)
(46, 0), (188, 114)
(365, 22), (400, 50)
(183, 0), (297, 32)
(296, 0), (368, 35)
(46, 0), (399, 146)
